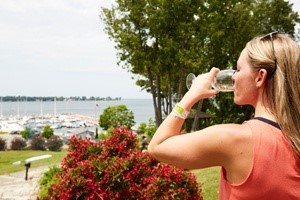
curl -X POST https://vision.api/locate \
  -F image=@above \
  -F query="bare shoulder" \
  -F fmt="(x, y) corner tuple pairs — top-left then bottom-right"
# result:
(192, 123), (254, 165)
(203, 123), (253, 143)
(201, 123), (254, 183)
(205, 123), (253, 151)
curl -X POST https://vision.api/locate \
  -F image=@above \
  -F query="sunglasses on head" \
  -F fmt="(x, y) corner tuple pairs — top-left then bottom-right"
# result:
(260, 31), (279, 77)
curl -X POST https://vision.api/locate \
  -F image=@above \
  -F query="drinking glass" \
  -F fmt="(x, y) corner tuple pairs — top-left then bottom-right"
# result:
(186, 69), (235, 92)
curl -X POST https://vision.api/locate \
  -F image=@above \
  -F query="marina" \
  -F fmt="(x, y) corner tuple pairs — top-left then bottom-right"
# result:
(0, 113), (99, 144)
(0, 99), (155, 142)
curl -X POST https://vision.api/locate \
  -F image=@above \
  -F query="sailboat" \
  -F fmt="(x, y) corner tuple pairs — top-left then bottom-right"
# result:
(0, 96), (2, 118)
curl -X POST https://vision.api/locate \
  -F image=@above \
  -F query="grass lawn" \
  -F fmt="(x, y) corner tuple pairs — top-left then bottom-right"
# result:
(0, 150), (68, 175)
(193, 167), (220, 200)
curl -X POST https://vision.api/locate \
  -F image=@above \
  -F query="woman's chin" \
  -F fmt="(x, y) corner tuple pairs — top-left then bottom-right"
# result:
(233, 97), (242, 106)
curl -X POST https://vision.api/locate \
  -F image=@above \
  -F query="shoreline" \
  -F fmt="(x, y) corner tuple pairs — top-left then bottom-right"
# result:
(0, 99), (154, 124)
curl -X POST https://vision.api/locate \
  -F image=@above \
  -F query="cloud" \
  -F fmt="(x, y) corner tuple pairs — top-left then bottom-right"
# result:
(1, 0), (298, 99)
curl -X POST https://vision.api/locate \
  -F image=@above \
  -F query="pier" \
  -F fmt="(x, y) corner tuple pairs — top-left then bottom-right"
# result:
(66, 114), (98, 125)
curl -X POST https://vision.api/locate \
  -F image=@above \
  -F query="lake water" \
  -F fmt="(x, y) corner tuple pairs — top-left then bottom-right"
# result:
(0, 99), (155, 124)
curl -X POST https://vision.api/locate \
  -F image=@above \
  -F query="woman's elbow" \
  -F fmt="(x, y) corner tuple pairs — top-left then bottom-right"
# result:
(147, 142), (157, 158)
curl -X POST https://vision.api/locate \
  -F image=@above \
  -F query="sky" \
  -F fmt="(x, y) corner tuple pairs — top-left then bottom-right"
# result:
(0, 0), (299, 99)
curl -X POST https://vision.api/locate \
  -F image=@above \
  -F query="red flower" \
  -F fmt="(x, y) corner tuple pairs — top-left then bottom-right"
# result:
(46, 128), (203, 200)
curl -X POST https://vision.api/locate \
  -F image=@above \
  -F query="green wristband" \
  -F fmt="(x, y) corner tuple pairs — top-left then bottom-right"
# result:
(173, 104), (189, 119)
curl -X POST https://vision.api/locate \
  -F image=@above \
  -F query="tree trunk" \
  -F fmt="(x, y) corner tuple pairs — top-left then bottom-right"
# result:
(167, 69), (172, 114)
(146, 66), (161, 127)
(176, 63), (186, 102)
(191, 100), (203, 131)
(156, 74), (163, 125)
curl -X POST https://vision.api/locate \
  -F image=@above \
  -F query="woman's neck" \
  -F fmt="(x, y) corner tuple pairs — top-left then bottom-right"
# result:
(254, 101), (276, 122)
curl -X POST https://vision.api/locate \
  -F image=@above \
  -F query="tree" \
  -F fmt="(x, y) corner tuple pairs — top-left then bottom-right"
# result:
(30, 135), (46, 150)
(99, 105), (135, 130)
(47, 135), (63, 151)
(21, 127), (31, 140)
(137, 118), (157, 138)
(101, 0), (203, 126)
(42, 125), (54, 139)
(0, 137), (6, 151)
(10, 137), (26, 150)
(101, 0), (300, 128)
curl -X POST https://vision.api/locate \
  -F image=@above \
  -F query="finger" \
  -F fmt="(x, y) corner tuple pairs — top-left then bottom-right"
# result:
(211, 88), (220, 95)
(210, 67), (220, 76)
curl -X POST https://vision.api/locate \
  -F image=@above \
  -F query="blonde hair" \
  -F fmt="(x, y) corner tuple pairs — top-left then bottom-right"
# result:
(246, 33), (300, 155)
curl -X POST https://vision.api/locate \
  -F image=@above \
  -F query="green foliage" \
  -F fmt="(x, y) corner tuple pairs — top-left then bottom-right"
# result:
(202, 94), (254, 127)
(0, 137), (7, 151)
(251, 0), (300, 34)
(47, 135), (63, 151)
(21, 127), (31, 139)
(10, 137), (27, 150)
(39, 165), (62, 199)
(137, 118), (157, 138)
(137, 122), (147, 134)
(101, 0), (300, 127)
(98, 130), (112, 140)
(99, 105), (135, 130)
(42, 125), (54, 139)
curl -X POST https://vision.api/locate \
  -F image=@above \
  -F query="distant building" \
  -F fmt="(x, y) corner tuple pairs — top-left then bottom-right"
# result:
(72, 127), (95, 139)
(63, 127), (95, 142)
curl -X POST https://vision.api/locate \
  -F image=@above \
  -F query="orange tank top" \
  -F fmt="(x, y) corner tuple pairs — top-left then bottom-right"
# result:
(219, 118), (300, 200)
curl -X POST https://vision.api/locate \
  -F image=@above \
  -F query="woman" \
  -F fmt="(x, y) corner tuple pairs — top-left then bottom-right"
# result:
(147, 32), (300, 199)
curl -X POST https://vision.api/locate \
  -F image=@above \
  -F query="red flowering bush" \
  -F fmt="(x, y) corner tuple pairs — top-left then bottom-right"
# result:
(46, 128), (203, 200)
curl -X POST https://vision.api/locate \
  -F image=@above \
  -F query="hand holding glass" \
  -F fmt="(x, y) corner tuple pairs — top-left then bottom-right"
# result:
(186, 69), (235, 92)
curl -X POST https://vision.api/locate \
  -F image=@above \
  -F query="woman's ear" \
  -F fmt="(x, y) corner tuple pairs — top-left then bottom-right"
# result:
(256, 69), (268, 87)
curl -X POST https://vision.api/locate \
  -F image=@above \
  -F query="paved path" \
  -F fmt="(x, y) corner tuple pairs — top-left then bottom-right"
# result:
(0, 166), (49, 200)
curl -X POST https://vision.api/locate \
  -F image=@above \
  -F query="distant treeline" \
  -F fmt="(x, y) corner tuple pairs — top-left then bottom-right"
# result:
(0, 96), (122, 102)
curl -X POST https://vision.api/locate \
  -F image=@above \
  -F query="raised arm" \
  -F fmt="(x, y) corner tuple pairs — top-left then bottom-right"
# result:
(147, 68), (252, 170)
